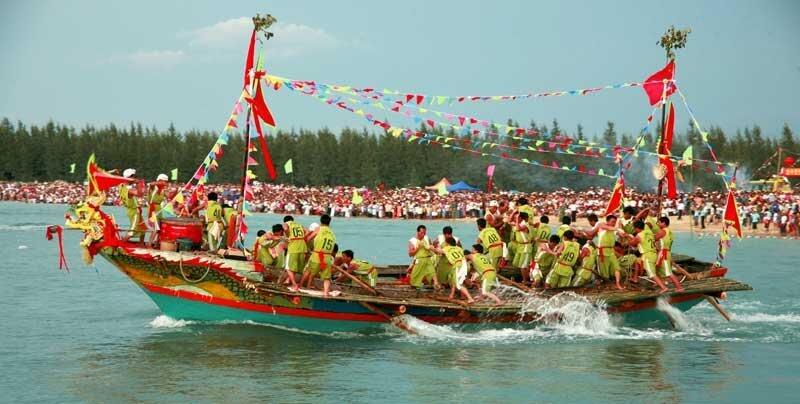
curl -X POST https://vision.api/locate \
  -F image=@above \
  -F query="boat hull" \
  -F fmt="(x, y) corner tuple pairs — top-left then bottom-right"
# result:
(99, 246), (746, 333)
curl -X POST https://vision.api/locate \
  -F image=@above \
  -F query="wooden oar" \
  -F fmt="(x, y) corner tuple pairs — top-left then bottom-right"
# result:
(334, 266), (379, 296)
(359, 301), (417, 335)
(704, 295), (731, 321)
(497, 274), (533, 293)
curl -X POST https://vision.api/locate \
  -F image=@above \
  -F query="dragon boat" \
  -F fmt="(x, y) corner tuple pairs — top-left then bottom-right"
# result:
(52, 205), (751, 333)
(50, 15), (752, 334)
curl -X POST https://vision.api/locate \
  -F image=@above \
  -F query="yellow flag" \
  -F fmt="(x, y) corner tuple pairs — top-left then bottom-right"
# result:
(352, 190), (363, 205)
(284, 159), (293, 174)
(437, 182), (448, 196)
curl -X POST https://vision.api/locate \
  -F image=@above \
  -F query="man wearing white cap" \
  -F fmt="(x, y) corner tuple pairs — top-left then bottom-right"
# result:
(119, 169), (146, 243)
(484, 200), (503, 229)
(146, 173), (169, 246)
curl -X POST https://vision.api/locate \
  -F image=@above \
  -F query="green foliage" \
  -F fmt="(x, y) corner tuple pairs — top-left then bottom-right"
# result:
(0, 117), (795, 192)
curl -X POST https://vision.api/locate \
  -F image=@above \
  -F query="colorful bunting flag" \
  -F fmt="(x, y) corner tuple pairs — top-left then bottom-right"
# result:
(170, 168), (178, 181)
(69, 163), (76, 174)
(284, 159), (293, 174)
(723, 190), (743, 238)
(352, 190), (363, 205)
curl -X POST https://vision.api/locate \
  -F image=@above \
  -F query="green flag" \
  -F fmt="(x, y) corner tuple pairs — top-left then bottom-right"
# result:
(284, 159), (293, 174)
(170, 168), (179, 180)
(682, 146), (693, 166)
(69, 163), (76, 174)
(437, 182), (448, 196)
(352, 190), (363, 205)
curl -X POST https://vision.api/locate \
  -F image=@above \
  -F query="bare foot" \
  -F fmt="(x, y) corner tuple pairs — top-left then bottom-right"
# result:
(615, 284), (625, 291)
(467, 299), (475, 304)
(290, 285), (299, 292)
(658, 288), (669, 294)
(675, 286), (685, 292)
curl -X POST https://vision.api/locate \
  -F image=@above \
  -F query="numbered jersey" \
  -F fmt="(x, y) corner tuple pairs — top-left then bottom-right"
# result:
(442, 245), (466, 266)
(558, 240), (580, 267)
(471, 253), (495, 277)
(286, 221), (308, 254)
(310, 226), (336, 263)
(478, 227), (503, 256)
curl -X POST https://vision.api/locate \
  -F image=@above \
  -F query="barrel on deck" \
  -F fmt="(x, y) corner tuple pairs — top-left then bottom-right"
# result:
(159, 217), (204, 245)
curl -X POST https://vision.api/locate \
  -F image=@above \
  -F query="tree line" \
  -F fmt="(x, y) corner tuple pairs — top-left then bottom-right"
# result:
(0, 117), (795, 192)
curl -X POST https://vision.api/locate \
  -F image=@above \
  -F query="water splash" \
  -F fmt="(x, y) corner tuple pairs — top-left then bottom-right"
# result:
(656, 297), (710, 335)
(520, 291), (615, 336)
(149, 315), (194, 328)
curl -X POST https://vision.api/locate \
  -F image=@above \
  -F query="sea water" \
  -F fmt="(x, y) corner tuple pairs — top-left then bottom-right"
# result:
(1, 202), (798, 403)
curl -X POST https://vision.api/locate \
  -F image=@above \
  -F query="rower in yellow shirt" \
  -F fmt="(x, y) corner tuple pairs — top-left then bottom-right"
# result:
(407, 225), (440, 289)
(303, 214), (337, 297)
(545, 230), (580, 288)
(204, 192), (224, 251)
(467, 244), (503, 305)
(283, 215), (309, 291)
(439, 237), (474, 304)
(476, 218), (504, 268)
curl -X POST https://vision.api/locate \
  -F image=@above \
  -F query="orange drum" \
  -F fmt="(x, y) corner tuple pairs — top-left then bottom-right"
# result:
(159, 217), (204, 244)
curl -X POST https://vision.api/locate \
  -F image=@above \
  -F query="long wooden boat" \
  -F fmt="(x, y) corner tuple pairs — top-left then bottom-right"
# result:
(67, 215), (749, 333)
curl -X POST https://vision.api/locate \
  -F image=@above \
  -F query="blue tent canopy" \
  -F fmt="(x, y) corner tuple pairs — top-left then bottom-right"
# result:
(446, 181), (481, 192)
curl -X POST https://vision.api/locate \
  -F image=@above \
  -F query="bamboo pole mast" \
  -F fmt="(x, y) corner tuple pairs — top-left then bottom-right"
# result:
(656, 26), (691, 213)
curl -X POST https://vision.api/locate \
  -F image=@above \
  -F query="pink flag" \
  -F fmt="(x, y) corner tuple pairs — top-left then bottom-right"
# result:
(486, 165), (496, 177)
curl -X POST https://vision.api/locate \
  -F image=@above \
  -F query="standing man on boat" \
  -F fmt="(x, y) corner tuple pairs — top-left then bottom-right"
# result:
(407, 225), (440, 289)
(283, 215), (307, 292)
(512, 212), (533, 282)
(597, 215), (625, 290)
(654, 216), (685, 291)
(118, 168), (146, 243)
(484, 200), (504, 228)
(204, 192), (224, 251)
(147, 173), (169, 247)
(439, 237), (474, 303)
(476, 218), (504, 268)
(303, 214), (337, 297)
(557, 216), (572, 239)
(433, 226), (460, 288)
(466, 244), (503, 305)
(624, 220), (670, 293)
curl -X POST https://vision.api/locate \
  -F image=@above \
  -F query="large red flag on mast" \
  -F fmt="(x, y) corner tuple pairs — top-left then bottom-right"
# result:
(604, 175), (625, 216)
(723, 189), (743, 238)
(643, 61), (676, 106)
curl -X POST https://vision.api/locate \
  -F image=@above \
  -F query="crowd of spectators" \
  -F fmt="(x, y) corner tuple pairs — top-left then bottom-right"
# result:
(2, 181), (798, 236)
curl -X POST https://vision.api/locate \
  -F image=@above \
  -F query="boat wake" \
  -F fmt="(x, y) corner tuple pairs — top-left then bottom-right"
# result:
(0, 223), (47, 231)
(149, 315), (195, 328)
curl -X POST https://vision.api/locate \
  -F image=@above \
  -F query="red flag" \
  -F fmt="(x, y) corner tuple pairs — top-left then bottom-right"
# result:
(486, 177), (494, 194)
(243, 29), (256, 88)
(246, 81), (278, 180)
(86, 156), (135, 194)
(604, 176), (625, 216)
(659, 156), (678, 199)
(643, 61), (676, 106)
(723, 190), (743, 238)
(251, 81), (276, 127)
(659, 103), (675, 154)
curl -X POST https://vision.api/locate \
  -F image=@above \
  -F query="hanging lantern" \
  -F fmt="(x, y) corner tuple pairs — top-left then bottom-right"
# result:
(783, 156), (796, 167)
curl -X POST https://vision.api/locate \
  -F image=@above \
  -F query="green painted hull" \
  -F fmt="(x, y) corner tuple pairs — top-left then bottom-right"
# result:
(144, 289), (385, 333)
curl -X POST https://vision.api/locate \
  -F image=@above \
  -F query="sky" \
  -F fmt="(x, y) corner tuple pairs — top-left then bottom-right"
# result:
(1, 0), (798, 140)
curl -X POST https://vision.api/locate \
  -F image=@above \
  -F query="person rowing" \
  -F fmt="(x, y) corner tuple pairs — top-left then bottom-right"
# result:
(466, 244), (503, 305)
